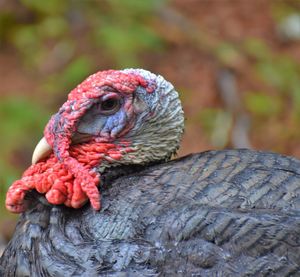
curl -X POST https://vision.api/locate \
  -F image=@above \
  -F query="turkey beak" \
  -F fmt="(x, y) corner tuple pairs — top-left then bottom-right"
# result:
(32, 133), (94, 164)
(32, 137), (52, 164)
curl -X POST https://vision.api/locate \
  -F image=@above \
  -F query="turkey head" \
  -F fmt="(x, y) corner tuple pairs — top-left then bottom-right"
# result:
(6, 69), (184, 213)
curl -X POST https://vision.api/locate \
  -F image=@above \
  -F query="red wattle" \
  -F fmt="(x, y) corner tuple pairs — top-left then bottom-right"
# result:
(6, 70), (152, 213)
(5, 140), (133, 213)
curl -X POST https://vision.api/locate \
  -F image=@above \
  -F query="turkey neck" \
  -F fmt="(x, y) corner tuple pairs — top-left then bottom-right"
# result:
(99, 159), (165, 191)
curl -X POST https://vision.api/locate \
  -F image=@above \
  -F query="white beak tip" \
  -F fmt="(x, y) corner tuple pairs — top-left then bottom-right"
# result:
(32, 137), (52, 164)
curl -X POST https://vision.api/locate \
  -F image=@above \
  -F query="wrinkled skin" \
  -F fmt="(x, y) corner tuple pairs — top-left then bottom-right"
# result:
(6, 70), (149, 213)
(6, 69), (184, 213)
(6, 141), (133, 212)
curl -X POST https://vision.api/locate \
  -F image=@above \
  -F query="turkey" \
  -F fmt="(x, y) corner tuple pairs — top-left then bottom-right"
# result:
(1, 69), (300, 276)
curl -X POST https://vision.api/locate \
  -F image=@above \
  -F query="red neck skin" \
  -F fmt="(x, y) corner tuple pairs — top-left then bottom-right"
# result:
(6, 70), (155, 213)
(5, 139), (134, 213)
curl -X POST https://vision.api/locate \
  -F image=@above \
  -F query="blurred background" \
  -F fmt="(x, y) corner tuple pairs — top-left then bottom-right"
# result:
(1, 0), (300, 250)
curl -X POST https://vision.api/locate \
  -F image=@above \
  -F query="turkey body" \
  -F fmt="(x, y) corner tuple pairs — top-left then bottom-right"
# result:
(1, 149), (300, 276)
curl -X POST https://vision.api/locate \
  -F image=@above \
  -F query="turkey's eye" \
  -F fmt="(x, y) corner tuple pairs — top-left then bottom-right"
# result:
(99, 98), (121, 115)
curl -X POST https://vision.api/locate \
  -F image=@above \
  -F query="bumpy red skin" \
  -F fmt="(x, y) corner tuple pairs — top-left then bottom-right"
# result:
(6, 70), (155, 213)
(6, 141), (133, 213)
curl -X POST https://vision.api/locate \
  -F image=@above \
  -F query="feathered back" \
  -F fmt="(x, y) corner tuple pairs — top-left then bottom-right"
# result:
(1, 149), (300, 276)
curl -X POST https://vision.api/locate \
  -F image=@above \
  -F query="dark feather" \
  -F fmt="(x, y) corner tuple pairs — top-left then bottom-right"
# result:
(1, 149), (300, 276)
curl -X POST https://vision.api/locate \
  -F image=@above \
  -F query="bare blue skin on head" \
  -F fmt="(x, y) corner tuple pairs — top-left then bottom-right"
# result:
(75, 68), (185, 170)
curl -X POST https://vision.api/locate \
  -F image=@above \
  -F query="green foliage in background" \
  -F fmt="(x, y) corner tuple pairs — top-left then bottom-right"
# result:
(0, 0), (164, 218)
(198, 2), (300, 149)
(92, 0), (163, 66)
(0, 97), (49, 216)
(1, 0), (300, 221)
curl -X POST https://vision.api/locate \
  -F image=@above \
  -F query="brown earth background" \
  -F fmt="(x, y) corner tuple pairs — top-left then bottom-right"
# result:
(1, 0), (300, 248)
